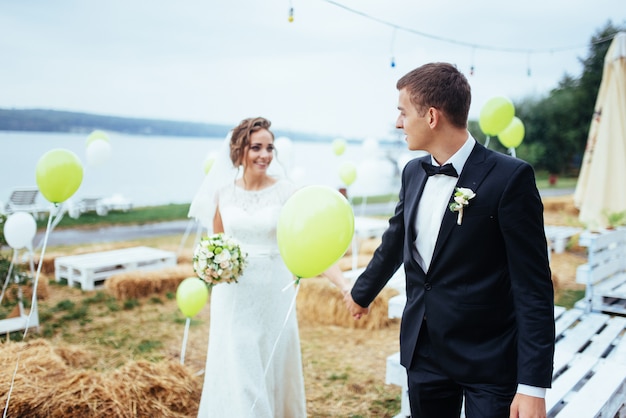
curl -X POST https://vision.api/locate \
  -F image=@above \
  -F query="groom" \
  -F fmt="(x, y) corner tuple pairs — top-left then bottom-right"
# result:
(344, 62), (555, 417)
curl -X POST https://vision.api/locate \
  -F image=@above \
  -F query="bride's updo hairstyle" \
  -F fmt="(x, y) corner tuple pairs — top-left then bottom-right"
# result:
(230, 117), (274, 167)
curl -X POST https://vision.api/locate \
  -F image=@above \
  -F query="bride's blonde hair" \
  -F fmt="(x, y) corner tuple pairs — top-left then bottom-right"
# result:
(229, 117), (274, 166)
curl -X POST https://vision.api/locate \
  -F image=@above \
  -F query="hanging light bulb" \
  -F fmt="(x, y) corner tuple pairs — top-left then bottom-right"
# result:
(389, 28), (397, 69)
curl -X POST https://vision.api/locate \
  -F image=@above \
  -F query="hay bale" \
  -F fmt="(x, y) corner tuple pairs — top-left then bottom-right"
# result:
(543, 196), (579, 216)
(34, 255), (56, 275)
(175, 252), (194, 265)
(23, 278), (49, 301)
(105, 264), (195, 300)
(1, 278), (49, 304)
(297, 277), (399, 330)
(0, 340), (201, 417)
(336, 254), (373, 271)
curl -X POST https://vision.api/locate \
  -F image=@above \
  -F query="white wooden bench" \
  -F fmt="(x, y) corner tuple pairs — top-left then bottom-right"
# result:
(3, 187), (49, 219)
(54, 246), (177, 291)
(545, 225), (583, 253)
(575, 229), (626, 314)
(385, 303), (626, 418)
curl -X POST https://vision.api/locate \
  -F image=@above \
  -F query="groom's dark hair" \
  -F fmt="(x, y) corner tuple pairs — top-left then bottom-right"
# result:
(397, 62), (471, 129)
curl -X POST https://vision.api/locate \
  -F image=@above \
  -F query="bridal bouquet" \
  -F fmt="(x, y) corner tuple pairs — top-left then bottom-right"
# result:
(193, 233), (248, 285)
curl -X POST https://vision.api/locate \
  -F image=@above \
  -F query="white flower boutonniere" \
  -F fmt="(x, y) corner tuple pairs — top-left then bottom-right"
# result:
(449, 187), (476, 225)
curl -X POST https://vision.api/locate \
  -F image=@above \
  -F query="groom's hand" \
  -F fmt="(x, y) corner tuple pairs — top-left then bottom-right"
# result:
(509, 393), (546, 418)
(343, 292), (370, 319)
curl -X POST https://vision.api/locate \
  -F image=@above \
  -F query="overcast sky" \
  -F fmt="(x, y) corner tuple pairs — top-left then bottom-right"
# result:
(1, 0), (624, 139)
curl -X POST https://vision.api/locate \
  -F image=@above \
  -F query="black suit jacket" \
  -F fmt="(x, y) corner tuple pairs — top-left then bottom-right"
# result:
(351, 142), (555, 388)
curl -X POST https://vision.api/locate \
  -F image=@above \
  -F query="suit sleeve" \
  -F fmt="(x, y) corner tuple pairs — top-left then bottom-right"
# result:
(499, 163), (555, 388)
(350, 167), (407, 308)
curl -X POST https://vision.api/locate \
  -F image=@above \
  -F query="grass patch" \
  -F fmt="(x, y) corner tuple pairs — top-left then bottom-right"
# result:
(54, 299), (76, 311)
(328, 372), (349, 381)
(37, 203), (191, 230)
(135, 339), (163, 354)
(535, 172), (578, 190)
(123, 299), (140, 310)
(555, 289), (586, 309)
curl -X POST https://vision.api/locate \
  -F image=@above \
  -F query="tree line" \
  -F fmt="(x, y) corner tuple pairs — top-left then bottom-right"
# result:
(0, 108), (335, 143)
(0, 108), (232, 138)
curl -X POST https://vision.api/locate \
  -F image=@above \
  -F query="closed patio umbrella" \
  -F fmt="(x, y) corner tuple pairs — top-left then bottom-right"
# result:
(574, 32), (626, 231)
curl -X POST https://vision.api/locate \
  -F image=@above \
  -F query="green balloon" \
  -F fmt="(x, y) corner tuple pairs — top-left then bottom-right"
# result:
(86, 130), (110, 146)
(277, 186), (354, 278)
(176, 277), (209, 317)
(498, 117), (525, 148)
(479, 96), (515, 136)
(338, 161), (357, 186)
(35, 149), (84, 203)
(332, 138), (347, 156)
(203, 155), (215, 174)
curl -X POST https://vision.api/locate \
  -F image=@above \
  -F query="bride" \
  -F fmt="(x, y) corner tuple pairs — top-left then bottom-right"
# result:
(189, 117), (350, 417)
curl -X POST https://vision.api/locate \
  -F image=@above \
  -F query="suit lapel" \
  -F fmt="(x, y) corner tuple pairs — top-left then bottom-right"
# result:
(406, 157), (430, 271)
(430, 143), (495, 266)
(406, 156), (430, 243)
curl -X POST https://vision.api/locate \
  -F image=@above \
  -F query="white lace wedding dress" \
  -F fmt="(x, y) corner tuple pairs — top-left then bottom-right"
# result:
(197, 179), (306, 418)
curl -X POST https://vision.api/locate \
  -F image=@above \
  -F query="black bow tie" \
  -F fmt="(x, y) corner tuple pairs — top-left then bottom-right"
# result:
(422, 161), (458, 177)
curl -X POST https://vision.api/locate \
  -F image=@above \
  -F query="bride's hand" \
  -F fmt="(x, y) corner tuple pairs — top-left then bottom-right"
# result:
(343, 291), (370, 320)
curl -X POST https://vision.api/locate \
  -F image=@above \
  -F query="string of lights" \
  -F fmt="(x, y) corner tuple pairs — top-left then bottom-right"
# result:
(318, 0), (617, 55)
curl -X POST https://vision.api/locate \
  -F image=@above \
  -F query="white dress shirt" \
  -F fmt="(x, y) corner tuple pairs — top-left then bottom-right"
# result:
(413, 135), (475, 273)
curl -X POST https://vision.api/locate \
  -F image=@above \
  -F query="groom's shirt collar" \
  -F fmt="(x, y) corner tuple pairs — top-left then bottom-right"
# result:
(429, 133), (476, 177)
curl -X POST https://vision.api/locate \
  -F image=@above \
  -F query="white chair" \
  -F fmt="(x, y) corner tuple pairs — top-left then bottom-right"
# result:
(3, 187), (48, 219)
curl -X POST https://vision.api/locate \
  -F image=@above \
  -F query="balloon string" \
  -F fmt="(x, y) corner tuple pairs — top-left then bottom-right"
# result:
(0, 250), (16, 305)
(23, 207), (54, 340)
(3, 209), (54, 417)
(250, 280), (301, 414)
(33, 203), (64, 251)
(180, 317), (191, 365)
(484, 136), (491, 148)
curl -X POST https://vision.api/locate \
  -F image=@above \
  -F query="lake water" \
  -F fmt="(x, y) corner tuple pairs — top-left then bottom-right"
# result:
(1, 131), (423, 208)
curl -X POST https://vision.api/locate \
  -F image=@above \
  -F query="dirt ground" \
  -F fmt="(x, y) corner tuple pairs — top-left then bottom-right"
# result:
(0, 194), (586, 417)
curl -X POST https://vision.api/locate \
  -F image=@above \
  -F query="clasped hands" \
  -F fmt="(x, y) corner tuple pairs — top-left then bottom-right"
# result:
(342, 289), (369, 320)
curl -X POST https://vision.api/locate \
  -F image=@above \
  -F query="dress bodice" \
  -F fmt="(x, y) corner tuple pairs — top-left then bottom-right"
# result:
(217, 179), (295, 251)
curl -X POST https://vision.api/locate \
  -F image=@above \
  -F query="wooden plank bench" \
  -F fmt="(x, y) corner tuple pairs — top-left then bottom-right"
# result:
(575, 229), (626, 314)
(54, 246), (177, 291)
(3, 187), (49, 219)
(545, 225), (583, 253)
(385, 303), (626, 418)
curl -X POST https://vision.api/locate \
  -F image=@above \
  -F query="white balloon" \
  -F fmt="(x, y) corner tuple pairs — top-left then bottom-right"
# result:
(352, 158), (396, 196)
(4, 211), (37, 249)
(362, 137), (380, 155)
(86, 139), (112, 167)
(289, 166), (307, 186)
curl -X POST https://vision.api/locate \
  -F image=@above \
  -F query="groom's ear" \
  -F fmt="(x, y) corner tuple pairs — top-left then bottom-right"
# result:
(427, 107), (439, 128)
